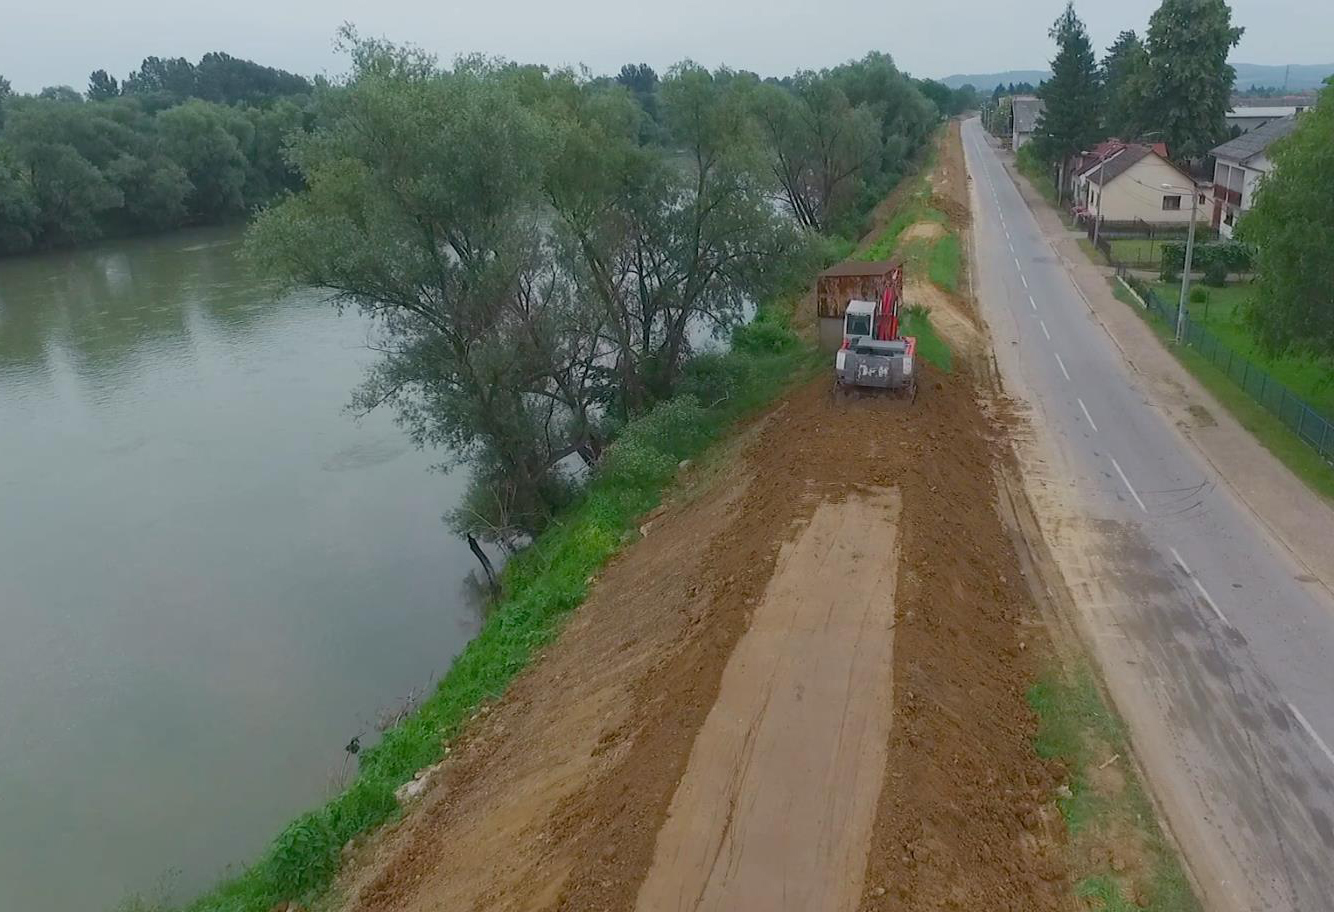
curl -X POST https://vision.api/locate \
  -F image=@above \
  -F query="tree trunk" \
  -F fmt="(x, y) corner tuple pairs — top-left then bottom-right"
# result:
(466, 533), (500, 597)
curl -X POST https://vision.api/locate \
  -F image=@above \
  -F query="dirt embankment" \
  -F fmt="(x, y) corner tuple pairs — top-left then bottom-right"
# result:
(333, 121), (1071, 912)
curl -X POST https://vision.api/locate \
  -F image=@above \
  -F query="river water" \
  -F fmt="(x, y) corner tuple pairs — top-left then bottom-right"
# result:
(0, 226), (483, 910)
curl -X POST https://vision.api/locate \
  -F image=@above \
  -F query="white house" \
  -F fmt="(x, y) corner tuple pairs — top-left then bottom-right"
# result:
(1011, 96), (1044, 150)
(1211, 115), (1299, 238)
(1075, 145), (1207, 229)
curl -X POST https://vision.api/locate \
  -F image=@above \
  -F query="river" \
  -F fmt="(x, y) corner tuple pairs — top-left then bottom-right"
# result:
(0, 226), (483, 910)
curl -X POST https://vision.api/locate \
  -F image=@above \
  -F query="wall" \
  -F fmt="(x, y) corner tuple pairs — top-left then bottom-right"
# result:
(1099, 155), (1207, 226)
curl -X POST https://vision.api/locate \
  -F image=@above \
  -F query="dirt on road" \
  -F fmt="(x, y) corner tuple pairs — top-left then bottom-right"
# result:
(333, 123), (1071, 912)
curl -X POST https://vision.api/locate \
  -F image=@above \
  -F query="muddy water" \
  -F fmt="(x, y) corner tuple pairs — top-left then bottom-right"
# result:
(0, 227), (483, 911)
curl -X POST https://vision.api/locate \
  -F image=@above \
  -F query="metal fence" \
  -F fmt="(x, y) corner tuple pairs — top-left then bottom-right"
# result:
(1123, 275), (1334, 462)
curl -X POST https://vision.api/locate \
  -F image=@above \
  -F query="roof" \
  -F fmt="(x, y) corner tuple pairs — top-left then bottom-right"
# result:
(845, 299), (877, 315)
(1227, 106), (1302, 119)
(1211, 116), (1300, 163)
(1086, 146), (1151, 186)
(818, 259), (898, 278)
(1012, 96), (1045, 134)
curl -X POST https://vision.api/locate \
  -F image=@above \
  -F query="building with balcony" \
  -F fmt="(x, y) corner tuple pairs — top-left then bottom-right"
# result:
(1210, 115), (1300, 238)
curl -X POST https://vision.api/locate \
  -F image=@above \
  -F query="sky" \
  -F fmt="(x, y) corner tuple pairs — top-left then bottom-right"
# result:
(2, 0), (1331, 93)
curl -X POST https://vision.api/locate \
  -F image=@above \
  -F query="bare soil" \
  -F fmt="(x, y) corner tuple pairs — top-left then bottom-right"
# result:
(332, 121), (1072, 912)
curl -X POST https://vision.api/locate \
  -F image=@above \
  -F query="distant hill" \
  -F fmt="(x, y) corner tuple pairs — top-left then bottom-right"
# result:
(1232, 63), (1333, 91)
(938, 63), (1333, 93)
(937, 71), (1049, 91)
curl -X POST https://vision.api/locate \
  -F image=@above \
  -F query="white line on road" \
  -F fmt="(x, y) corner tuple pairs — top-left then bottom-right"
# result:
(1021, 273), (1028, 289)
(1054, 352), (1071, 381)
(1028, 294), (1037, 310)
(1288, 702), (1334, 771)
(1078, 397), (1098, 432)
(1039, 319), (1051, 340)
(1110, 456), (1146, 512)
(1168, 547), (1233, 627)
(1014, 256), (1021, 270)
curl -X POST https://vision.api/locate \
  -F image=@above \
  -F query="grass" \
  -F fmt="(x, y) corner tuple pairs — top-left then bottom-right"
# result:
(902, 306), (952, 373)
(1109, 238), (1163, 268)
(1114, 278), (1334, 503)
(1077, 237), (1106, 265)
(1149, 281), (1334, 420)
(1028, 667), (1200, 912)
(856, 177), (946, 262)
(928, 233), (961, 293)
(158, 304), (821, 912)
(1016, 144), (1060, 208)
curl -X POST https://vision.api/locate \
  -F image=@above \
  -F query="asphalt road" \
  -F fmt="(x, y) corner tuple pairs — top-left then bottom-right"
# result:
(962, 118), (1334, 912)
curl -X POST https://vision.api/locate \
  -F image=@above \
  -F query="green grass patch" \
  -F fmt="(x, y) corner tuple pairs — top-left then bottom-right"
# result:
(1149, 281), (1334, 420)
(1016, 144), (1060, 207)
(856, 178), (946, 262)
(928, 233), (961, 293)
(1028, 667), (1199, 912)
(163, 305), (821, 912)
(1116, 279), (1334, 503)
(1109, 238), (1164, 268)
(901, 305), (952, 373)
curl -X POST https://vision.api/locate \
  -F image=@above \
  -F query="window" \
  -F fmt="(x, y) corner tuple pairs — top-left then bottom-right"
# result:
(1162, 195), (1182, 211)
(845, 314), (871, 337)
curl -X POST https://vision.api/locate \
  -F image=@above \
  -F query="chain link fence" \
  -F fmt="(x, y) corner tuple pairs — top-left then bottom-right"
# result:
(1121, 275), (1334, 462)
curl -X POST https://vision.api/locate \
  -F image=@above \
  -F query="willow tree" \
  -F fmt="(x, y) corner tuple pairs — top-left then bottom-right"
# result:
(246, 35), (604, 535)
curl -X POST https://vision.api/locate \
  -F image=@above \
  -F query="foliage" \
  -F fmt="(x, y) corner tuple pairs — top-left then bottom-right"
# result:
(1159, 239), (1253, 273)
(1101, 30), (1148, 138)
(123, 51), (311, 107)
(901, 306), (952, 372)
(1239, 78), (1334, 358)
(1032, 1), (1103, 198)
(1190, 286), (1208, 304)
(1140, 0), (1243, 161)
(0, 54), (313, 254)
(750, 52), (935, 233)
(1203, 259), (1228, 286)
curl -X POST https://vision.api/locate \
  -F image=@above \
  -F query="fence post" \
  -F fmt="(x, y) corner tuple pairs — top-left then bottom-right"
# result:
(1322, 420), (1331, 460)
(1259, 372), (1268, 406)
(1242, 360), (1250, 392)
(1298, 405), (1307, 441)
(1280, 387), (1289, 426)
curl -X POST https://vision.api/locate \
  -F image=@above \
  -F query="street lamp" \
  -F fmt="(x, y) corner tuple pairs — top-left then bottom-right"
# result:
(1162, 180), (1200, 345)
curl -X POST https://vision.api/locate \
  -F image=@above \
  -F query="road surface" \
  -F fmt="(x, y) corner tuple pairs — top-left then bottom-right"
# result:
(963, 117), (1334, 912)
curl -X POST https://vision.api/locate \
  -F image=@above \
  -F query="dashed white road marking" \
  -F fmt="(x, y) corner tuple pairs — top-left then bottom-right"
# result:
(1014, 256), (1021, 270)
(1289, 702), (1334, 772)
(1077, 397), (1098, 433)
(1039, 319), (1051, 340)
(1020, 273), (1028, 289)
(1054, 352), (1071, 381)
(1028, 294), (1037, 311)
(1170, 547), (1233, 627)
(1109, 455), (1146, 512)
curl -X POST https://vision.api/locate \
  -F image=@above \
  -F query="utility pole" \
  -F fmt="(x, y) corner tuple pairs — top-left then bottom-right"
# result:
(1093, 154), (1107, 246)
(1167, 181), (1200, 345)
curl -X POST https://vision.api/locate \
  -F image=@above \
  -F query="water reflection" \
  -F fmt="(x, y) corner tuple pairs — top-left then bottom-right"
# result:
(0, 226), (480, 911)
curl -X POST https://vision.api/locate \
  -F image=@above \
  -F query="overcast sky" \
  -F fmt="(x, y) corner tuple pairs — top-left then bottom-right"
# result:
(3, 0), (1330, 93)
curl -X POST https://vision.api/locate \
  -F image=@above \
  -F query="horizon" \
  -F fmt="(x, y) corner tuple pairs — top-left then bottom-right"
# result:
(2, 0), (1331, 94)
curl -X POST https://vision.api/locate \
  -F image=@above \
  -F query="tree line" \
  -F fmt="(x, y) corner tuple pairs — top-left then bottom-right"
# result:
(246, 31), (944, 546)
(0, 53), (313, 254)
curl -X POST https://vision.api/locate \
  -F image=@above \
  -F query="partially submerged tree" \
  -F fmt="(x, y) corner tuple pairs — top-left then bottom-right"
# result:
(1239, 79), (1334, 357)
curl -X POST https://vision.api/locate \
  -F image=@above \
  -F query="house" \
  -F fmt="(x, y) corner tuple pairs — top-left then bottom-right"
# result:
(1210, 115), (1300, 238)
(1226, 104), (1309, 135)
(1074, 144), (1207, 230)
(1067, 139), (1168, 201)
(1011, 96), (1044, 150)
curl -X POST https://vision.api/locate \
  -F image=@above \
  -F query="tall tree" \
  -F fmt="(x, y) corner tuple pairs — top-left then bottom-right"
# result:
(87, 69), (120, 101)
(1101, 30), (1148, 137)
(1141, 0), (1243, 160)
(1239, 79), (1334, 357)
(1033, 1), (1103, 201)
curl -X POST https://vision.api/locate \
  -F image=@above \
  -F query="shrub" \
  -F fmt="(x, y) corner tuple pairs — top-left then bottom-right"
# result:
(1203, 260), (1228, 287)
(1190, 286), (1209, 304)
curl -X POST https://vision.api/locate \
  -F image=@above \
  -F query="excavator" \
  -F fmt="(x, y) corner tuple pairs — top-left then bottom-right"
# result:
(833, 263), (917, 398)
